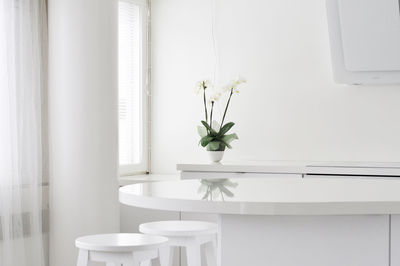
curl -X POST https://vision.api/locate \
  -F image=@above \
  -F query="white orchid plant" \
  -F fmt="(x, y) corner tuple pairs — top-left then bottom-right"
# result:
(197, 179), (239, 201)
(196, 77), (246, 151)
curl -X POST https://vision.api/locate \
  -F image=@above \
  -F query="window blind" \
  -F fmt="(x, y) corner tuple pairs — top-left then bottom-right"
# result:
(118, 0), (142, 166)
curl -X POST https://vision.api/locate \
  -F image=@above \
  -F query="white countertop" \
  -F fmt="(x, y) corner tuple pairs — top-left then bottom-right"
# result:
(118, 174), (179, 186)
(177, 160), (400, 177)
(119, 176), (400, 215)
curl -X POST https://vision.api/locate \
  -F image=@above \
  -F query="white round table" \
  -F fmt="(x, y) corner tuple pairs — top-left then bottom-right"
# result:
(119, 177), (400, 266)
(119, 176), (400, 215)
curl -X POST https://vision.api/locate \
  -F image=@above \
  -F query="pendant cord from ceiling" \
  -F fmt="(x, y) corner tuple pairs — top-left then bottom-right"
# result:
(211, 0), (218, 86)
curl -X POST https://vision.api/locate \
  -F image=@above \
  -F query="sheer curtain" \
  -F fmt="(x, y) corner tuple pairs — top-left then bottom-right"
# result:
(0, 0), (48, 266)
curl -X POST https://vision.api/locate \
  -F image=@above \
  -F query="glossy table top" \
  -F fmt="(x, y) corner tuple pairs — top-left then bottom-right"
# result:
(119, 176), (400, 215)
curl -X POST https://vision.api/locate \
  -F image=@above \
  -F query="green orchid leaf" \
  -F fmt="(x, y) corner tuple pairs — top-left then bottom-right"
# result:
(220, 139), (232, 149)
(200, 136), (214, 147)
(218, 185), (234, 197)
(221, 133), (238, 144)
(207, 141), (221, 151)
(211, 188), (220, 199)
(197, 125), (207, 138)
(218, 122), (235, 136)
(197, 184), (208, 194)
(201, 179), (212, 186)
(222, 180), (239, 188)
(202, 191), (210, 200)
(201, 121), (218, 136)
(219, 133), (238, 149)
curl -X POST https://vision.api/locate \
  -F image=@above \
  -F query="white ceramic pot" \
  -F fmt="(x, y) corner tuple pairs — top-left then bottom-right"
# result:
(207, 151), (224, 163)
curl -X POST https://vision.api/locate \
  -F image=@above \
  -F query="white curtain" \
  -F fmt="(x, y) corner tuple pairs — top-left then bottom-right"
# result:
(0, 0), (48, 266)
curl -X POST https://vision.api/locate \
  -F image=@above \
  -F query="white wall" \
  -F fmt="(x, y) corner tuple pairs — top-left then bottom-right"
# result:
(150, 0), (400, 173)
(48, 0), (120, 265)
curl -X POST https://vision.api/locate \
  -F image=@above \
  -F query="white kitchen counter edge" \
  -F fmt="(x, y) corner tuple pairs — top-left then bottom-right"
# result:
(118, 173), (180, 186)
(119, 183), (400, 215)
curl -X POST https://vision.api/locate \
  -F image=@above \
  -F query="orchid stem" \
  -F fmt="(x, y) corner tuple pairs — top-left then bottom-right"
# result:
(210, 101), (214, 129)
(220, 88), (233, 129)
(203, 85), (208, 124)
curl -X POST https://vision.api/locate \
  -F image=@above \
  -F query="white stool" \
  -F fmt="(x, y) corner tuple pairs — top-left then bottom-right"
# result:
(139, 221), (218, 266)
(75, 233), (168, 266)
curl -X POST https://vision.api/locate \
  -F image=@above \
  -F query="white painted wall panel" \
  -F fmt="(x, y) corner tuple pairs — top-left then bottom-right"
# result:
(150, 0), (400, 173)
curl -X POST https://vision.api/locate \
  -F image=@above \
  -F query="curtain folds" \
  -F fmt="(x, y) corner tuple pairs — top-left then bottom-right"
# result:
(0, 0), (48, 266)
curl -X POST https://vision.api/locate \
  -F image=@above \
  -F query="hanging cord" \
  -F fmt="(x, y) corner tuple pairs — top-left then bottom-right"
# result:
(211, 0), (218, 86)
(211, 0), (224, 117)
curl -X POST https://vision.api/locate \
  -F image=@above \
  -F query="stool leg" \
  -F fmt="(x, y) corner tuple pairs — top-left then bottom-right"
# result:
(123, 255), (141, 266)
(139, 257), (162, 266)
(140, 260), (151, 266)
(159, 246), (173, 266)
(186, 244), (201, 266)
(123, 262), (140, 266)
(151, 257), (161, 266)
(204, 238), (217, 266)
(77, 249), (89, 266)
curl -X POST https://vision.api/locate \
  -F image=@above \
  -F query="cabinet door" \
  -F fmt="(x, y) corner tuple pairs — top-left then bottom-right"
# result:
(220, 215), (389, 266)
(392, 215), (400, 266)
(338, 0), (400, 71)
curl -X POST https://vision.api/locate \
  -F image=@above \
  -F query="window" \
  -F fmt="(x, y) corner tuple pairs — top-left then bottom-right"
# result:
(118, 0), (149, 175)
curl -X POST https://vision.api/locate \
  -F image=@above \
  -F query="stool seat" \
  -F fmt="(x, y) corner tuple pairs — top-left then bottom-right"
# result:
(75, 233), (168, 252)
(139, 221), (218, 237)
(139, 221), (218, 266)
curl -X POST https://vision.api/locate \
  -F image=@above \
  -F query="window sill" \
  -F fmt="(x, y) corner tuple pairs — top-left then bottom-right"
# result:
(118, 173), (180, 186)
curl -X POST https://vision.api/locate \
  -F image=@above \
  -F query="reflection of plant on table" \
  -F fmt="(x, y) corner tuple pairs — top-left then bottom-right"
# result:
(197, 179), (239, 201)
(196, 78), (246, 152)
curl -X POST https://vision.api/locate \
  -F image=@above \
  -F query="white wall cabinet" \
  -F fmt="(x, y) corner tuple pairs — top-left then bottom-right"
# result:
(391, 215), (400, 266)
(326, 0), (400, 84)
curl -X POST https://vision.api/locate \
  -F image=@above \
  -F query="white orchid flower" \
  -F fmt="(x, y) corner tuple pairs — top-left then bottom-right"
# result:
(221, 85), (231, 93)
(223, 80), (238, 92)
(203, 80), (212, 88)
(208, 91), (222, 104)
(195, 80), (212, 94)
(195, 81), (203, 94)
(221, 76), (246, 93)
(235, 76), (247, 85)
